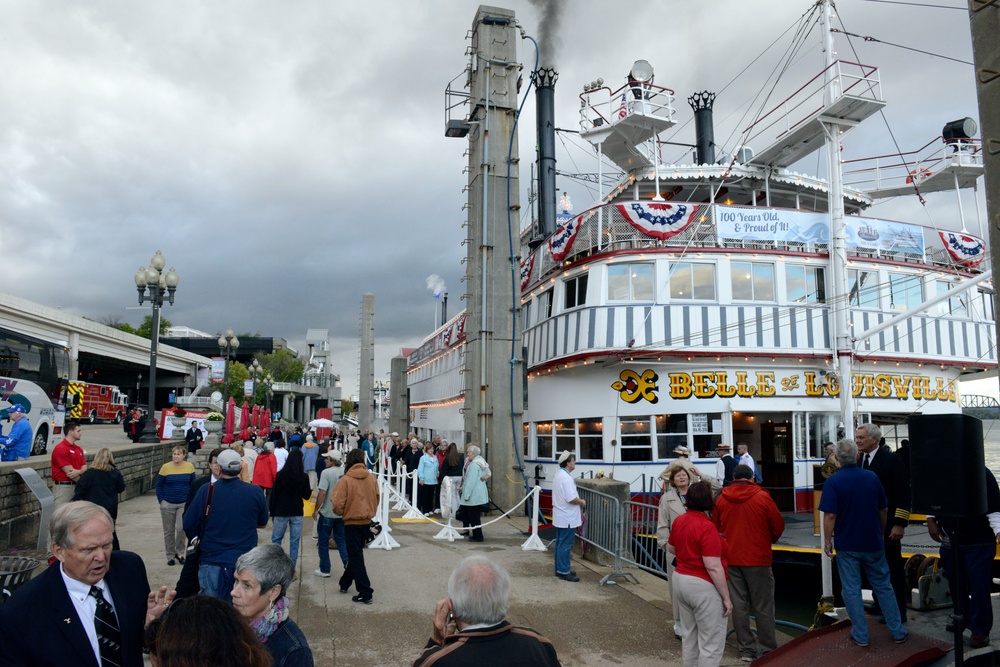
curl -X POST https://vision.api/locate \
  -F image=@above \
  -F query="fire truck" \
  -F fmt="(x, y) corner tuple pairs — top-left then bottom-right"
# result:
(68, 381), (128, 424)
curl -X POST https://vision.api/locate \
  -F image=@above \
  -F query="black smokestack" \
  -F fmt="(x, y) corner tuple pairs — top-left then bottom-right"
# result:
(688, 91), (717, 165)
(535, 68), (558, 238)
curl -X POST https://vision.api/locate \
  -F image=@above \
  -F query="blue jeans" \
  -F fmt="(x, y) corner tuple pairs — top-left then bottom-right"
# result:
(271, 515), (304, 563)
(836, 550), (907, 644)
(198, 563), (235, 603)
(554, 527), (575, 575)
(317, 515), (348, 574)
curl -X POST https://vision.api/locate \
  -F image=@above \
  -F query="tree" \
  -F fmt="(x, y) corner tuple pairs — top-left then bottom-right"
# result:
(225, 362), (249, 406)
(135, 315), (172, 339)
(97, 314), (129, 328)
(341, 399), (355, 416)
(257, 348), (305, 383)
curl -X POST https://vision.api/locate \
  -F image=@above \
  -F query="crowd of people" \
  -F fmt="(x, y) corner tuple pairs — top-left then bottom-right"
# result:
(7, 411), (998, 665)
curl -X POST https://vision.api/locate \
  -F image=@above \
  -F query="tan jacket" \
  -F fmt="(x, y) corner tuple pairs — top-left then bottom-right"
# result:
(331, 463), (379, 525)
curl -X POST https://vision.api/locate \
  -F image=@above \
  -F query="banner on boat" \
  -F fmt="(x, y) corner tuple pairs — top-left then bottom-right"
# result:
(938, 231), (985, 268)
(520, 254), (536, 290)
(616, 202), (699, 240)
(612, 367), (959, 404)
(715, 206), (924, 255)
(549, 214), (583, 261)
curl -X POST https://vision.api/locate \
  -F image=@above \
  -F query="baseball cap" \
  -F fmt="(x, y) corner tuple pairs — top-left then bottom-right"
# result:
(8, 404), (25, 414)
(217, 449), (242, 475)
(322, 449), (343, 461)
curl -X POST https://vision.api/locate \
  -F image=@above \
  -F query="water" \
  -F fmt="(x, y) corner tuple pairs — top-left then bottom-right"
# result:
(980, 420), (1000, 473)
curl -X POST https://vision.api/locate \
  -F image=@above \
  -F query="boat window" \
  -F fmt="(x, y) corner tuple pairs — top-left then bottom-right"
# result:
(651, 412), (724, 459)
(670, 262), (716, 301)
(564, 274), (589, 309)
(536, 290), (553, 323)
(578, 418), (603, 460)
(731, 261), (775, 301)
(521, 302), (532, 330)
(934, 280), (968, 318)
(786, 265), (826, 304)
(654, 413), (687, 458)
(620, 416), (653, 461)
(555, 420), (576, 454)
(535, 421), (553, 458)
(607, 263), (654, 301)
(888, 273), (922, 311)
(849, 270), (880, 309)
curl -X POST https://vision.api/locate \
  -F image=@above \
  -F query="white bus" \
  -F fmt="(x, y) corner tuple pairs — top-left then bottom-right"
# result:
(0, 327), (69, 456)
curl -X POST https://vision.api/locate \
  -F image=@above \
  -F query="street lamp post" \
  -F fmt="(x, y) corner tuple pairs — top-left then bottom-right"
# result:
(217, 329), (240, 434)
(133, 250), (179, 443)
(261, 373), (273, 412)
(249, 359), (262, 406)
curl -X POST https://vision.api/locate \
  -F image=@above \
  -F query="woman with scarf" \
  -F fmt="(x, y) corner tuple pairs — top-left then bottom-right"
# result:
(656, 465), (692, 640)
(232, 544), (314, 667)
(459, 443), (491, 542)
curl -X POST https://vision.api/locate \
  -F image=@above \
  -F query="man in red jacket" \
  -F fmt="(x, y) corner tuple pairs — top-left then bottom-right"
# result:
(714, 464), (785, 662)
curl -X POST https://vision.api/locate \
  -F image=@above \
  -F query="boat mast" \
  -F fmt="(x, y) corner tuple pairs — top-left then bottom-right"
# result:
(820, 0), (855, 435)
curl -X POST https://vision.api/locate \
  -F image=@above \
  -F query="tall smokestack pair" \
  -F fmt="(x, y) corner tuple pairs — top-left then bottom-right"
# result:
(536, 68), (558, 238)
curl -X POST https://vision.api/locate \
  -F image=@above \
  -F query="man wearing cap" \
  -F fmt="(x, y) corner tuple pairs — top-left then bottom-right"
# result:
(552, 451), (586, 582)
(182, 449), (268, 602)
(313, 448), (349, 578)
(714, 444), (737, 487)
(0, 403), (32, 461)
(50, 419), (88, 509)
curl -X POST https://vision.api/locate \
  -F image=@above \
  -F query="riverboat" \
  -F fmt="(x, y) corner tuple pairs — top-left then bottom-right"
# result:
(408, 1), (993, 515)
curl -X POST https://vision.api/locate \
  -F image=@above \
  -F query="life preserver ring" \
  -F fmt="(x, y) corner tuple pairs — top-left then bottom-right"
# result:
(905, 168), (931, 184)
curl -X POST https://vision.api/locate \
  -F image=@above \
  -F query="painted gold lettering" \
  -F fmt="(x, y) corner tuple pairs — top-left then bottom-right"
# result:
(714, 372), (737, 398)
(756, 372), (776, 397)
(890, 375), (913, 400)
(669, 373), (692, 399)
(804, 372), (825, 397)
(692, 372), (715, 398)
(873, 374), (891, 398)
(735, 371), (756, 397)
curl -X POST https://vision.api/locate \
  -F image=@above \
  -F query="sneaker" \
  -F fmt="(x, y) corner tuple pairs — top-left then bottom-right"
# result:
(351, 594), (373, 605)
(556, 572), (580, 582)
(970, 634), (991, 649)
(894, 633), (908, 644)
(850, 635), (869, 648)
(311, 535), (318, 540)
(339, 587), (349, 594)
(167, 559), (175, 567)
(314, 569), (330, 578)
(740, 656), (755, 663)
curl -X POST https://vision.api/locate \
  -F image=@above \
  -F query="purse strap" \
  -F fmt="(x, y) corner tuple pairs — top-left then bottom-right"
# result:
(200, 481), (216, 534)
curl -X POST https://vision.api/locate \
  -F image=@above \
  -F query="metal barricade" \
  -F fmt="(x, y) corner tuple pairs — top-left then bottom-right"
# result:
(622, 497), (668, 577)
(576, 487), (639, 586)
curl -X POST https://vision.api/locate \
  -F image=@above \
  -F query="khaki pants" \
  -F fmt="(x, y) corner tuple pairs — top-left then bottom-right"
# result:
(674, 572), (727, 667)
(52, 484), (76, 509)
(159, 501), (186, 558)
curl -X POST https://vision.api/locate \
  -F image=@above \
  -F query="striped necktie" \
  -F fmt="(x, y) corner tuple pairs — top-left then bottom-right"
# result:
(89, 585), (123, 667)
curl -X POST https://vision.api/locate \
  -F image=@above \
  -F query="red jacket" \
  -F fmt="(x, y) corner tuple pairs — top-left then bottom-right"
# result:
(252, 450), (277, 489)
(713, 480), (785, 566)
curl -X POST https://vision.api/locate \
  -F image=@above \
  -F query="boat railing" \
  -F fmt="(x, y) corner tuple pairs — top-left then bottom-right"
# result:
(522, 200), (963, 292)
(578, 81), (675, 133)
(743, 60), (882, 148)
(842, 137), (983, 192)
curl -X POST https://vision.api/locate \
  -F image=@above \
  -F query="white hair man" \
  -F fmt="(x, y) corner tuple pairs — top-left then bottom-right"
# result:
(413, 556), (560, 666)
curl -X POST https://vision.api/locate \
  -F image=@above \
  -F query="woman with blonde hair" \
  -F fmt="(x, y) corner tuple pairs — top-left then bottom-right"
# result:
(73, 447), (126, 550)
(156, 444), (196, 566)
(656, 464), (693, 639)
(232, 444), (251, 482)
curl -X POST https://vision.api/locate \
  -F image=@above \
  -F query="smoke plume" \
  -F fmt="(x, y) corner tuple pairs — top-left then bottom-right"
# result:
(426, 274), (446, 298)
(528, 0), (567, 67)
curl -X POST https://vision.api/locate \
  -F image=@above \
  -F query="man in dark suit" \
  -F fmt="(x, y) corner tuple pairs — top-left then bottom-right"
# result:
(185, 421), (205, 456)
(856, 423), (910, 620)
(0, 501), (173, 666)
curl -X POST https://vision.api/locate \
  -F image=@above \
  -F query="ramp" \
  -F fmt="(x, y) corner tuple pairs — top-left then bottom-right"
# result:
(755, 619), (949, 667)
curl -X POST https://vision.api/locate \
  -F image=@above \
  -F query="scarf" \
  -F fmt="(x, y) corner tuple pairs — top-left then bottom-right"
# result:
(250, 595), (290, 644)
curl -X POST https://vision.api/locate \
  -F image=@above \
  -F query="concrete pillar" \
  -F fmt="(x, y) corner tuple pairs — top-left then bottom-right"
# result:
(389, 355), (408, 437)
(462, 6), (525, 511)
(67, 331), (80, 382)
(359, 293), (375, 430)
(973, 4), (1000, 327)
(303, 396), (312, 423)
(282, 394), (291, 420)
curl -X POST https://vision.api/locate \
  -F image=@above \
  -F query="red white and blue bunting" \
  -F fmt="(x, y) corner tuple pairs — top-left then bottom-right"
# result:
(615, 202), (699, 240)
(520, 253), (536, 291)
(939, 231), (986, 268)
(548, 214), (583, 262)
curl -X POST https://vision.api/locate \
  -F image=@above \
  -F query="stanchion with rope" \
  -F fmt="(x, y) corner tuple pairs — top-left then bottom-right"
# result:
(391, 461), (406, 511)
(433, 476), (464, 542)
(521, 486), (546, 552)
(367, 475), (400, 551)
(400, 468), (426, 520)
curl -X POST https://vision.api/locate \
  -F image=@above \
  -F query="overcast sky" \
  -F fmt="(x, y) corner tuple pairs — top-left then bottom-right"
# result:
(1, 0), (987, 396)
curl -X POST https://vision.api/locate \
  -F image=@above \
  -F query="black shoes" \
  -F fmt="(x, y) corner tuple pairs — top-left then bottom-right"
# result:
(556, 573), (580, 582)
(970, 635), (990, 649)
(167, 559), (175, 567)
(351, 594), (373, 605)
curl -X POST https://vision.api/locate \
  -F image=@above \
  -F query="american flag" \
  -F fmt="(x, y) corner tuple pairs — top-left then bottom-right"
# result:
(617, 93), (628, 120)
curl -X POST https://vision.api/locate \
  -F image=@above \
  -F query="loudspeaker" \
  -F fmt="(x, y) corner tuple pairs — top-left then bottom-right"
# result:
(908, 414), (986, 517)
